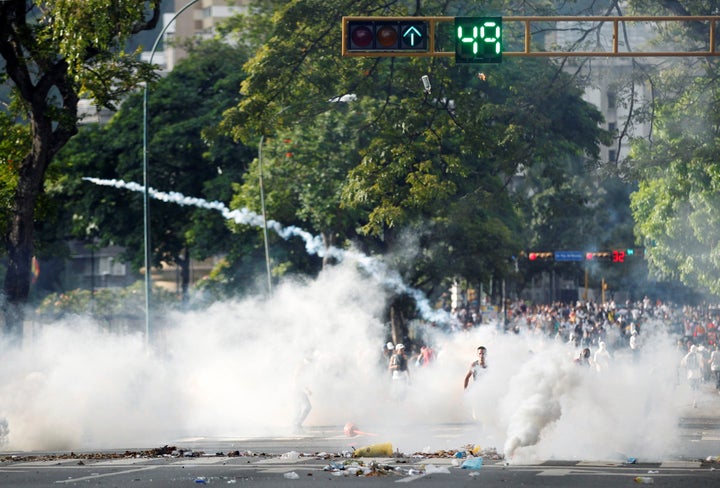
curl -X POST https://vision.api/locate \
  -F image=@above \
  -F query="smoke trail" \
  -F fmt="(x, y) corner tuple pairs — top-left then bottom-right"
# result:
(82, 177), (449, 323)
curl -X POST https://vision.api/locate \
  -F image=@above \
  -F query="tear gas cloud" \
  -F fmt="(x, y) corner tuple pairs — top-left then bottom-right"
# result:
(0, 180), (706, 460)
(0, 280), (701, 460)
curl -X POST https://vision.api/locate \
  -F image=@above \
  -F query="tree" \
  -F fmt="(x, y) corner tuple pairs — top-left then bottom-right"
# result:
(52, 40), (254, 301)
(221, 0), (610, 321)
(624, 1), (720, 296)
(629, 74), (720, 294)
(0, 0), (161, 339)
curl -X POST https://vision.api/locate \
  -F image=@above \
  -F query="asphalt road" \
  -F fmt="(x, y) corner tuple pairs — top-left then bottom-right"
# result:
(1, 407), (719, 488)
(0, 448), (718, 487)
(1, 386), (719, 487)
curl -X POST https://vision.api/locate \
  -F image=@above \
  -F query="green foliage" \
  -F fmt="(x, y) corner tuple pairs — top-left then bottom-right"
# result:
(220, 0), (612, 298)
(0, 111), (29, 238)
(36, 281), (180, 319)
(630, 73), (720, 293)
(52, 40), (253, 276)
(47, 0), (153, 80)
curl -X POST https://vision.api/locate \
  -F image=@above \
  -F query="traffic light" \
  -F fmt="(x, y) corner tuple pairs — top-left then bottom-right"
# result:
(455, 17), (502, 64)
(528, 252), (553, 261)
(346, 19), (428, 53)
(585, 252), (612, 262)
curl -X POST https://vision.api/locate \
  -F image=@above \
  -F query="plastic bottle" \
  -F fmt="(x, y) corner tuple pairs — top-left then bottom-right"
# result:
(634, 476), (654, 484)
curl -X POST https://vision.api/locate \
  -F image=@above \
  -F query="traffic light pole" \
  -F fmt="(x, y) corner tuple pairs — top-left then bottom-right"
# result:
(342, 15), (720, 58)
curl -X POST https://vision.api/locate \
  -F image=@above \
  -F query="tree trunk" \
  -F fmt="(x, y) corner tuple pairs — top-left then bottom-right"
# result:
(1, 67), (77, 340)
(0, 1), (161, 341)
(178, 248), (190, 303)
(389, 303), (408, 348)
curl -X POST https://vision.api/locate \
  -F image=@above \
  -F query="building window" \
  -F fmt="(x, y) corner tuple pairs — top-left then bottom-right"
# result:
(607, 91), (616, 109)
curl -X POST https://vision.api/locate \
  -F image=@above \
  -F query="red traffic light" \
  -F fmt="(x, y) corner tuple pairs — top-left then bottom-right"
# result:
(527, 252), (552, 261)
(350, 25), (373, 48)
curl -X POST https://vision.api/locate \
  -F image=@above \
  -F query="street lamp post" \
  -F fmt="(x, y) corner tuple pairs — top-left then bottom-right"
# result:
(143, 0), (200, 345)
(257, 135), (272, 294)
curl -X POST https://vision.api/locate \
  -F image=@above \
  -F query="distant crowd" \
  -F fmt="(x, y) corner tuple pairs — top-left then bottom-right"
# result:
(449, 296), (718, 348)
(446, 296), (720, 392)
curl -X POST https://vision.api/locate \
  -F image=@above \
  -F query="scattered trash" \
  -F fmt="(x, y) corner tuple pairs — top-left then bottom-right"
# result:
(461, 457), (483, 470)
(283, 472), (300, 479)
(353, 442), (393, 457)
(627, 457), (637, 464)
(633, 476), (654, 484)
(323, 461), (346, 472)
(454, 451), (466, 458)
(647, 470), (659, 474)
(281, 451), (300, 460)
(424, 464), (450, 474)
(469, 471), (481, 477)
(194, 477), (208, 484)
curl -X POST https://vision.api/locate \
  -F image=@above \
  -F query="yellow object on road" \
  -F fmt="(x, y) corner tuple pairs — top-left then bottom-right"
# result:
(353, 442), (393, 457)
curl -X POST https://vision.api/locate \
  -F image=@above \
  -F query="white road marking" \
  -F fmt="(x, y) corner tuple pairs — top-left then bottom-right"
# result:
(54, 466), (159, 484)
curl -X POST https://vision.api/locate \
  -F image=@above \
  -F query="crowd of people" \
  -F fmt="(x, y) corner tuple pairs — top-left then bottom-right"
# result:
(399, 296), (720, 395)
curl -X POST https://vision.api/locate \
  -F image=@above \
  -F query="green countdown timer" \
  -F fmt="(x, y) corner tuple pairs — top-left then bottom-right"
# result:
(455, 17), (503, 64)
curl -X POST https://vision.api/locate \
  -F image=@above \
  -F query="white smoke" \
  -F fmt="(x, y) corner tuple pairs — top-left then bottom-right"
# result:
(0, 282), (706, 458)
(0, 178), (704, 458)
(81, 177), (450, 325)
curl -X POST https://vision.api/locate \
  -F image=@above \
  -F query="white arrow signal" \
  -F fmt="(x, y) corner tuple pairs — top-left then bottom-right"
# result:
(403, 25), (423, 46)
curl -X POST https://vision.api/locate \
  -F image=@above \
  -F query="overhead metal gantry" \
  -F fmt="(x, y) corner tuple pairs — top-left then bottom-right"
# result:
(341, 15), (720, 58)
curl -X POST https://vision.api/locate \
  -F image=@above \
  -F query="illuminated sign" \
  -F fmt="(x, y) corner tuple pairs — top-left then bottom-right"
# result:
(455, 17), (503, 64)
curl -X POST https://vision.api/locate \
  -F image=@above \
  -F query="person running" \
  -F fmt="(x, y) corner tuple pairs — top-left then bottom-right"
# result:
(682, 344), (705, 407)
(709, 343), (720, 394)
(464, 346), (487, 389)
(293, 356), (313, 432)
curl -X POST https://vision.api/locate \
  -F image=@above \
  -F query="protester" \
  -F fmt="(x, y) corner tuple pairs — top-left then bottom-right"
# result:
(415, 344), (435, 367)
(709, 343), (720, 393)
(293, 356), (313, 432)
(593, 341), (611, 372)
(389, 343), (410, 400)
(389, 343), (410, 382)
(681, 344), (704, 406)
(464, 346), (487, 390)
(574, 347), (592, 367)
